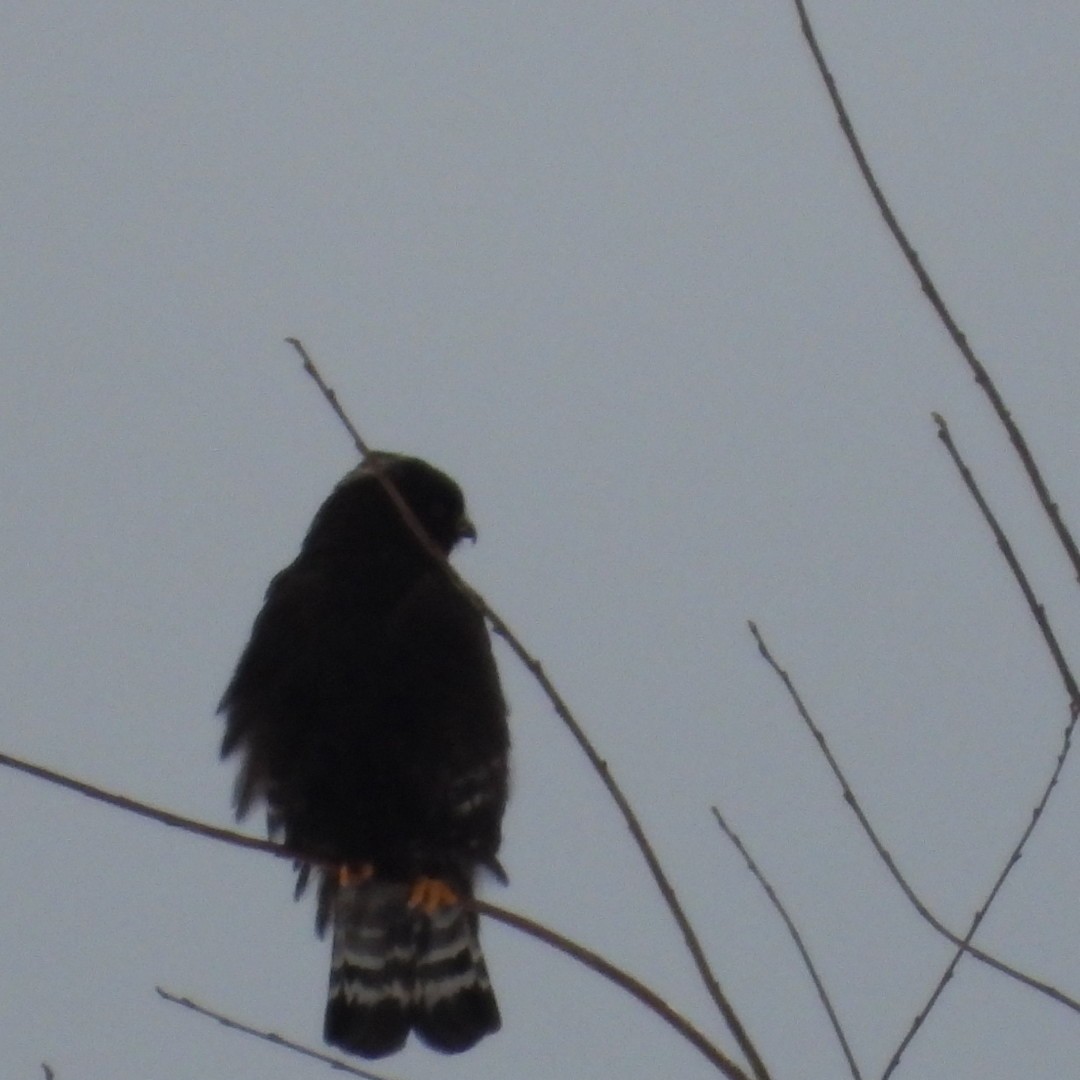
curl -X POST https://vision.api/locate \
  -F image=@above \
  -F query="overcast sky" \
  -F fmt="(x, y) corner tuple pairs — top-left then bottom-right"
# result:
(3, 5), (1079, 1079)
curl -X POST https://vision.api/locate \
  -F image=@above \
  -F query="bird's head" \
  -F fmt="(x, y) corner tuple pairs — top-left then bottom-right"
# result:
(359, 452), (477, 554)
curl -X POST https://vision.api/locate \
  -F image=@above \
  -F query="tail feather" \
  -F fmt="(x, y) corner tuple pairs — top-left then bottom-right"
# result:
(325, 880), (500, 1058)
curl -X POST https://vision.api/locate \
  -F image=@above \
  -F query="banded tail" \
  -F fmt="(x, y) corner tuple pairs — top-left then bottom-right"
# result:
(325, 880), (500, 1058)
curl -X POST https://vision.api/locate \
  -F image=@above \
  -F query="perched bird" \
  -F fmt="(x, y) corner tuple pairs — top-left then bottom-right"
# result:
(218, 453), (509, 1058)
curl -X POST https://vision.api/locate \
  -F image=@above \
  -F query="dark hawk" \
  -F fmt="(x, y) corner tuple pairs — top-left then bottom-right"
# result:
(218, 453), (510, 1058)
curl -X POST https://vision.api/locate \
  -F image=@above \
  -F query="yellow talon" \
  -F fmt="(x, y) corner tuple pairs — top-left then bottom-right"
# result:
(337, 862), (375, 887)
(407, 876), (460, 913)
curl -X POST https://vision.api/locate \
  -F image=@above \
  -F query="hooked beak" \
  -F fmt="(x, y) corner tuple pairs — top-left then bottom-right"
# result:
(456, 514), (478, 544)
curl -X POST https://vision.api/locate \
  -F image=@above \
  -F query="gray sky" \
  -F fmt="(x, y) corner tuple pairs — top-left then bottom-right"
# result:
(3, 5), (1079, 1079)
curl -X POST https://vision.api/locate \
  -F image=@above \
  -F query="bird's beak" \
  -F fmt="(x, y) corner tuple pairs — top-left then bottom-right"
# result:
(456, 515), (478, 544)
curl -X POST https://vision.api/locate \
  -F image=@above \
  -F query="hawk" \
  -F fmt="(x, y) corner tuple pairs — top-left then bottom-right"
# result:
(218, 453), (510, 1057)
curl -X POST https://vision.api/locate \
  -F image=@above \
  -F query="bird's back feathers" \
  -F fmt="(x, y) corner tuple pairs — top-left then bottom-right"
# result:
(218, 454), (509, 1059)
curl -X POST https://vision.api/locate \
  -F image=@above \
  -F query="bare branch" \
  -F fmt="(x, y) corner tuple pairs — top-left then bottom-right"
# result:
(157, 987), (398, 1080)
(711, 807), (862, 1080)
(0, 749), (291, 861)
(747, 622), (1080, 1016)
(285, 338), (770, 1080)
(790, 0), (1080, 585)
(879, 417), (1080, 1077)
(41, 1065), (55, 1080)
(788, 6), (1080, 1066)
(0, 747), (745, 1077)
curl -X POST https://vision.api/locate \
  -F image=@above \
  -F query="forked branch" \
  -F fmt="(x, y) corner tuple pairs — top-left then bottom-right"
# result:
(879, 416), (1080, 1077)
(747, 623), (1079, 1017)
(0, 747), (748, 1080)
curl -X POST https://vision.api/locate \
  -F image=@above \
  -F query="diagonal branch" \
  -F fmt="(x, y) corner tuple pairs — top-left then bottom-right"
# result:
(156, 987), (399, 1080)
(790, 0), (1080, 587)
(0, 747), (748, 1079)
(746, 623), (1080, 1017)
(0, 749), (288, 859)
(932, 414), (1080, 707)
(286, 337), (770, 1080)
(711, 806), (862, 1080)
(474, 900), (749, 1079)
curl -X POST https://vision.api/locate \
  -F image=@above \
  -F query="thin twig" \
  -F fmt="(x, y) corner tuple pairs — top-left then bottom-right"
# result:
(879, 418), (1080, 1078)
(710, 807), (862, 1080)
(0, 748), (745, 1078)
(286, 338), (373, 456)
(156, 987), (398, 1080)
(746, 622), (1080, 1015)
(41, 1065), (55, 1080)
(790, 0), (1080, 586)
(285, 337), (770, 1080)
(933, 414), (1080, 707)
